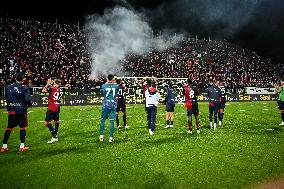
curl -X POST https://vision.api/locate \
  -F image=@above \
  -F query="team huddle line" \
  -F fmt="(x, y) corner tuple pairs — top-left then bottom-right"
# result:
(1, 74), (284, 152)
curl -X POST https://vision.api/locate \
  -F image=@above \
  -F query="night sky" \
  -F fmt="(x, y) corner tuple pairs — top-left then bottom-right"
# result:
(1, 0), (284, 63)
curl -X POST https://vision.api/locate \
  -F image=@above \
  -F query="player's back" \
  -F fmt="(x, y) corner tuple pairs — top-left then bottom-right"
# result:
(117, 85), (126, 103)
(6, 83), (31, 114)
(207, 85), (221, 102)
(47, 86), (62, 111)
(184, 85), (198, 104)
(166, 87), (175, 105)
(101, 83), (118, 109)
(219, 85), (227, 102)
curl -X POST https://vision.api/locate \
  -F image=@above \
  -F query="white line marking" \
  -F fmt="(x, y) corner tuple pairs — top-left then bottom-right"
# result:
(262, 109), (269, 111)
(239, 110), (246, 112)
(37, 120), (64, 122)
(72, 119), (82, 121)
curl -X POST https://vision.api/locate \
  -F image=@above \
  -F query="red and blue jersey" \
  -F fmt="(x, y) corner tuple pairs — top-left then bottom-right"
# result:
(184, 85), (198, 109)
(47, 86), (62, 111)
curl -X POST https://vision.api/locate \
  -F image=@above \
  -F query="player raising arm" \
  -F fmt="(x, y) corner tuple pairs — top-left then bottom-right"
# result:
(145, 87), (160, 135)
(42, 78), (63, 144)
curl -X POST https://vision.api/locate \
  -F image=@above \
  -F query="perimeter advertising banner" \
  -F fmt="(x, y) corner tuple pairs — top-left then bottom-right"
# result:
(0, 88), (278, 108)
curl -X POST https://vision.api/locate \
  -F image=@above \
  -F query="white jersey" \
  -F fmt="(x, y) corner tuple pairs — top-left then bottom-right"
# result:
(145, 90), (160, 107)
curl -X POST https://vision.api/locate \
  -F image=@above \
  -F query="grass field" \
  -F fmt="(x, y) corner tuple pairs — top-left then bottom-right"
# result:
(0, 101), (284, 189)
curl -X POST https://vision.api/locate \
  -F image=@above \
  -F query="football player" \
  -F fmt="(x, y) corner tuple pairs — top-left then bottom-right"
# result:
(164, 82), (175, 129)
(145, 87), (160, 135)
(1, 74), (32, 153)
(42, 78), (63, 144)
(217, 79), (227, 126)
(184, 79), (201, 134)
(116, 80), (129, 128)
(99, 74), (119, 143)
(207, 79), (221, 129)
(275, 81), (284, 126)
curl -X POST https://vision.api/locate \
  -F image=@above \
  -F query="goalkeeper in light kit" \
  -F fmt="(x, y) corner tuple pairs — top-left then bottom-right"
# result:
(275, 81), (284, 126)
(99, 74), (119, 143)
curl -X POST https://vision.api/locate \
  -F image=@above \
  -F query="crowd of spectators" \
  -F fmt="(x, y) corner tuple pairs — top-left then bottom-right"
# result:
(0, 17), (283, 94)
(0, 17), (91, 88)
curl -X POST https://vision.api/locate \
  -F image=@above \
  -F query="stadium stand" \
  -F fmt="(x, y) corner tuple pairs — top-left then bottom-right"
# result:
(0, 17), (283, 94)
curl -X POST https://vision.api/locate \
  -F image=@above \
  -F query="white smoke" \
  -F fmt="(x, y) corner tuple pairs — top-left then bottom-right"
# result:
(84, 6), (184, 79)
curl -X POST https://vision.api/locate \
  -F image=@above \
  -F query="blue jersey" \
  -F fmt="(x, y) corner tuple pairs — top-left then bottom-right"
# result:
(207, 84), (221, 103)
(165, 87), (175, 105)
(5, 83), (32, 114)
(101, 83), (119, 109)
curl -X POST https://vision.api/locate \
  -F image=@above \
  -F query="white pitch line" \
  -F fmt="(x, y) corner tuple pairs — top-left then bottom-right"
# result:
(239, 110), (246, 112)
(72, 119), (82, 121)
(262, 109), (269, 111)
(37, 120), (64, 122)
(176, 112), (186, 115)
(127, 116), (133, 118)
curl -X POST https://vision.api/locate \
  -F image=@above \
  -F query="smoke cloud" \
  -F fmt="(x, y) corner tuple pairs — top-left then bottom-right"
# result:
(148, 0), (260, 38)
(85, 6), (184, 78)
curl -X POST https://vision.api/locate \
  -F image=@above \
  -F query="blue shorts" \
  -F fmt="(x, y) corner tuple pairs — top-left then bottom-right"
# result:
(8, 114), (28, 128)
(166, 103), (175, 112)
(187, 104), (199, 117)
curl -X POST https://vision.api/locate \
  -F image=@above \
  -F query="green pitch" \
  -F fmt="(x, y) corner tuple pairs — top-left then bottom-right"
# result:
(0, 102), (283, 189)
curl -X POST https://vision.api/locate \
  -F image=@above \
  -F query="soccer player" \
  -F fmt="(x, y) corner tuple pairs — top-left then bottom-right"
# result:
(207, 79), (221, 129)
(145, 87), (160, 135)
(218, 80), (227, 126)
(116, 80), (129, 128)
(1, 74), (32, 153)
(42, 78), (63, 144)
(164, 82), (175, 128)
(184, 79), (201, 134)
(99, 74), (119, 143)
(275, 81), (284, 126)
